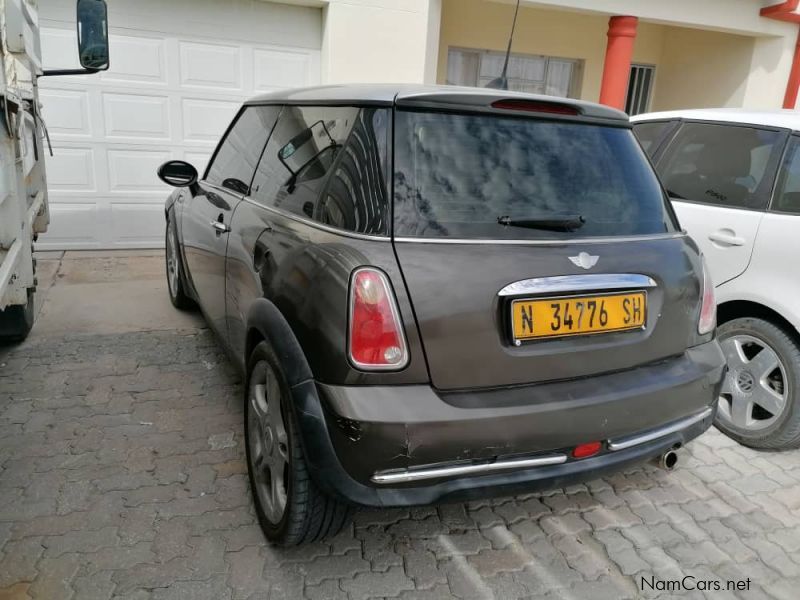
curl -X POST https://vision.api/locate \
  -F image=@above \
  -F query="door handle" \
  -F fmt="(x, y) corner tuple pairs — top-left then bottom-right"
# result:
(708, 231), (745, 247)
(210, 220), (230, 234)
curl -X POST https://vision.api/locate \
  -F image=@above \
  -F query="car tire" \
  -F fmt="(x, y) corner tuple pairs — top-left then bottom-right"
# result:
(715, 317), (800, 450)
(165, 213), (194, 310)
(0, 288), (35, 343)
(245, 340), (351, 546)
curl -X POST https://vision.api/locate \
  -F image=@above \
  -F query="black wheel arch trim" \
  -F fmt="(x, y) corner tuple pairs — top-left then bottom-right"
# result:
(244, 299), (352, 500)
(165, 205), (197, 303)
(243, 298), (380, 503)
(245, 298), (314, 386)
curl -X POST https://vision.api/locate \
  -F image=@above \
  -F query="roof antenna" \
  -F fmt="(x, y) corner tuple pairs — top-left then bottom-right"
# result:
(486, 0), (521, 90)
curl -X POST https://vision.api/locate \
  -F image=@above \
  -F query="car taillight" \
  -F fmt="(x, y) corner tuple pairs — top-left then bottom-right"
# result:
(348, 268), (409, 370)
(698, 258), (716, 335)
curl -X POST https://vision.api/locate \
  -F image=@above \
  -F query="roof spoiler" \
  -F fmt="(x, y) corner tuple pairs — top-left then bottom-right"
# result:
(395, 91), (628, 123)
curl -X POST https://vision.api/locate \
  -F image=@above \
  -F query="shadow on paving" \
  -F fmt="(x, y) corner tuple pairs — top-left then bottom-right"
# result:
(1, 329), (799, 599)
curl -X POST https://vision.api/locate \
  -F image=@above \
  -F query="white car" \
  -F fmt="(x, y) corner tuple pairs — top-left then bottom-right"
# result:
(633, 109), (800, 450)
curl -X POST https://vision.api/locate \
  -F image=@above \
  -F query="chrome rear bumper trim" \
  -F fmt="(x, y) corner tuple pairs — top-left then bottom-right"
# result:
(498, 273), (657, 297)
(607, 407), (713, 452)
(370, 407), (712, 484)
(371, 454), (567, 485)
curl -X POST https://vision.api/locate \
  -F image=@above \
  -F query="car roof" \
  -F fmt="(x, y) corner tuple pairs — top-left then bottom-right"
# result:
(631, 108), (800, 131)
(244, 84), (628, 122)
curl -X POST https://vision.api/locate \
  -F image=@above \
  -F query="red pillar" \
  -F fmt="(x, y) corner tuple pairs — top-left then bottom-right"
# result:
(758, 3), (800, 108)
(599, 16), (638, 111)
(784, 30), (800, 109)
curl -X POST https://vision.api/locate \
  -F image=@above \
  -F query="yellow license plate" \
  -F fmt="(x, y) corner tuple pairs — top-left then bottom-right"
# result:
(511, 292), (647, 342)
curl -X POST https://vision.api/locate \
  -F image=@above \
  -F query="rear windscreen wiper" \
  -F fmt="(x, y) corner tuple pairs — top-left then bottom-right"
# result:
(497, 215), (585, 232)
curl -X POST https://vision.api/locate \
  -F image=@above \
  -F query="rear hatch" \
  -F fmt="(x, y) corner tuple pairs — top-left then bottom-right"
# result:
(391, 102), (703, 390)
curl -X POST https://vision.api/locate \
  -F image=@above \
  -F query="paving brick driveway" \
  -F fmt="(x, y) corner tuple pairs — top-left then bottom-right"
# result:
(1, 256), (799, 599)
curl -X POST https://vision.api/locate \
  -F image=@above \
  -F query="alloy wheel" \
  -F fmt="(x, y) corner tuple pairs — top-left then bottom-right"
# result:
(718, 334), (789, 431)
(247, 361), (289, 524)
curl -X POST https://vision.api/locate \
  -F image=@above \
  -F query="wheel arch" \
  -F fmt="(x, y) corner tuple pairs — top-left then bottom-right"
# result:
(165, 203), (196, 303)
(245, 298), (314, 387)
(717, 299), (800, 344)
(243, 299), (371, 504)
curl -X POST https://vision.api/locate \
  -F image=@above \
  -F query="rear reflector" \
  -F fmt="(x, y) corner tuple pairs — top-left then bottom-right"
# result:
(572, 441), (602, 459)
(491, 99), (580, 116)
(348, 268), (409, 371)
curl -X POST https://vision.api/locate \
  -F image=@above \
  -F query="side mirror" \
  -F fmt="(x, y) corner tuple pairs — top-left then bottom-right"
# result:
(158, 160), (198, 188)
(77, 0), (110, 71)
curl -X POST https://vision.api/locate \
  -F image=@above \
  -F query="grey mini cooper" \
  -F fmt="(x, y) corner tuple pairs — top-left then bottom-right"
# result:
(158, 84), (726, 546)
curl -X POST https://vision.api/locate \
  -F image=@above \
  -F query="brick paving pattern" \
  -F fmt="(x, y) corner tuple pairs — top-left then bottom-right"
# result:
(1, 330), (799, 599)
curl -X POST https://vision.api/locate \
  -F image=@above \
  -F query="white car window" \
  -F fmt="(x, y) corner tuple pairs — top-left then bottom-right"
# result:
(659, 122), (782, 210)
(773, 137), (800, 215)
(632, 121), (673, 156)
(740, 144), (773, 192)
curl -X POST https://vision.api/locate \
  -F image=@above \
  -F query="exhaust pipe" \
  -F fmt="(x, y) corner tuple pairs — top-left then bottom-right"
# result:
(653, 449), (679, 471)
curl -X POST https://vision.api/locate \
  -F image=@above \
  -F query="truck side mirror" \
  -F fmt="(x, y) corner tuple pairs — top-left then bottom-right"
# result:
(41, 0), (111, 76)
(77, 0), (109, 71)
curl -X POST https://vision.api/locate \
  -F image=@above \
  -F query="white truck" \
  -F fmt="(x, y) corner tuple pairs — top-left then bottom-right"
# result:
(0, 0), (108, 341)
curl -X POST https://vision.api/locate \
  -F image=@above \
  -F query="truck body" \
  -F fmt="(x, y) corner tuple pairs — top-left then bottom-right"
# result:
(0, 0), (47, 340)
(0, 0), (108, 341)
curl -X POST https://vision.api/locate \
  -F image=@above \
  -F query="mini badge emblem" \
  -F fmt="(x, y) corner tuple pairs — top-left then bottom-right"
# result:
(569, 252), (599, 270)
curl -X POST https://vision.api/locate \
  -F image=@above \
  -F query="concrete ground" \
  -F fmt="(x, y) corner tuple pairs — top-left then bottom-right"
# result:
(1, 252), (799, 600)
(30, 251), (203, 337)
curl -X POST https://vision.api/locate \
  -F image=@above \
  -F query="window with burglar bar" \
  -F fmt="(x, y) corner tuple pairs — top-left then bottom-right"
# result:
(625, 64), (655, 116)
(446, 48), (581, 98)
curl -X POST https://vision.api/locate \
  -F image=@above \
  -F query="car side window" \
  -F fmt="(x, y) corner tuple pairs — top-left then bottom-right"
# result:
(317, 108), (390, 235)
(250, 105), (390, 235)
(632, 121), (674, 157)
(657, 122), (783, 210)
(772, 136), (800, 215)
(205, 105), (281, 195)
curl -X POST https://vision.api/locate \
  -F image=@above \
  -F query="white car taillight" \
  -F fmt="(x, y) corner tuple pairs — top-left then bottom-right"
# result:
(698, 258), (716, 335)
(348, 267), (409, 370)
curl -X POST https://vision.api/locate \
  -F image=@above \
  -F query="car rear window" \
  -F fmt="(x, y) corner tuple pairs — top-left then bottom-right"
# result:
(393, 110), (676, 240)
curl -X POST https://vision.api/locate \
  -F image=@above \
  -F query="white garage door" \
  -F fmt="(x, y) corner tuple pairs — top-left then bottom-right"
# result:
(38, 0), (322, 249)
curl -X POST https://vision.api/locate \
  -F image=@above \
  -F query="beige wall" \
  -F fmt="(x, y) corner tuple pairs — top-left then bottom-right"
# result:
(742, 33), (798, 109)
(438, 0), (608, 100)
(438, 0), (670, 103)
(651, 27), (755, 111)
(321, 0), (440, 84)
(438, 0), (774, 110)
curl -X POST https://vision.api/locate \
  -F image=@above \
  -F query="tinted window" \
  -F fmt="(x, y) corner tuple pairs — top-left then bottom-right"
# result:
(633, 121), (672, 156)
(205, 105), (280, 194)
(773, 137), (800, 215)
(658, 122), (782, 210)
(251, 106), (390, 235)
(394, 110), (675, 240)
(318, 108), (390, 234)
